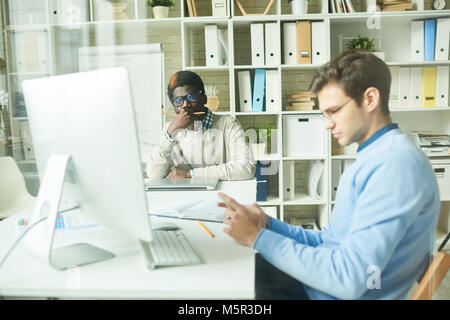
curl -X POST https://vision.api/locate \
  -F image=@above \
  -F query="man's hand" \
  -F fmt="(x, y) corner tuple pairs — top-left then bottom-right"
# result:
(167, 167), (191, 179)
(218, 192), (267, 247)
(167, 107), (193, 137)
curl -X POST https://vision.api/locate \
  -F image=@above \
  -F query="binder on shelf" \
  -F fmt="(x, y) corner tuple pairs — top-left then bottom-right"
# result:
(330, 0), (337, 12)
(265, 23), (280, 66)
(422, 67), (437, 108)
(237, 70), (252, 112)
(410, 67), (423, 108)
(436, 66), (449, 107)
(331, 160), (341, 200)
(255, 161), (268, 202)
(19, 120), (35, 160)
(283, 23), (297, 65)
(252, 69), (266, 112)
(204, 25), (223, 67)
(311, 21), (326, 65)
(265, 70), (279, 112)
(398, 67), (411, 109)
(435, 18), (450, 61)
(251, 23), (265, 66)
(296, 21), (311, 65)
(389, 66), (399, 110)
(283, 161), (295, 201)
(424, 19), (436, 61)
(410, 20), (424, 61)
(212, 0), (228, 17)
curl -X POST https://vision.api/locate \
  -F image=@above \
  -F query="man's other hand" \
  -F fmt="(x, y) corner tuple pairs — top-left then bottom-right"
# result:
(167, 167), (192, 179)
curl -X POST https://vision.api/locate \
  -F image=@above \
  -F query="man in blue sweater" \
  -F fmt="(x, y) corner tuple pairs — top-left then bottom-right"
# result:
(218, 50), (441, 299)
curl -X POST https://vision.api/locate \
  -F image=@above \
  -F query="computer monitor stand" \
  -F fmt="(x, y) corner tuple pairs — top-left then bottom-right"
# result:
(25, 154), (115, 270)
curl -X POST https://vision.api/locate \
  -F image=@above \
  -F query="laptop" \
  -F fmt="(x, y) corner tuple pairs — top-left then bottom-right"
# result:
(145, 177), (219, 191)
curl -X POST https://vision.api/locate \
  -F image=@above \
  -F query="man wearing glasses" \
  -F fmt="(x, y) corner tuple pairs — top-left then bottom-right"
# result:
(146, 70), (255, 180)
(218, 50), (440, 299)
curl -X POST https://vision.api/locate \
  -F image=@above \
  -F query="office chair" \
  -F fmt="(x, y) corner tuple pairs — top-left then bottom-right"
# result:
(0, 156), (36, 220)
(410, 251), (450, 300)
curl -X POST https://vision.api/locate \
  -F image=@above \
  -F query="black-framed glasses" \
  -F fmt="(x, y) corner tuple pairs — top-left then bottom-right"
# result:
(172, 92), (201, 107)
(319, 97), (353, 122)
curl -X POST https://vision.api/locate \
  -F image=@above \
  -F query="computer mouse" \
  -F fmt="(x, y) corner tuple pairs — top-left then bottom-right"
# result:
(152, 221), (180, 231)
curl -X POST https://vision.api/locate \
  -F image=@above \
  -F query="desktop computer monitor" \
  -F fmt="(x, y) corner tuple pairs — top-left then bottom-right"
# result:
(22, 67), (154, 269)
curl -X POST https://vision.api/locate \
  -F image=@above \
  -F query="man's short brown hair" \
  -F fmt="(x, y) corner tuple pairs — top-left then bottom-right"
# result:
(309, 50), (391, 115)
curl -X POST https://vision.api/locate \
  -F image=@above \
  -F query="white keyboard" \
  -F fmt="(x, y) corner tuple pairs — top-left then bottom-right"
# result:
(149, 230), (201, 266)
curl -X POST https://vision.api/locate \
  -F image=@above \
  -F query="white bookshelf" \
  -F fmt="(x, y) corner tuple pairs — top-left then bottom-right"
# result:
(1, 0), (449, 231)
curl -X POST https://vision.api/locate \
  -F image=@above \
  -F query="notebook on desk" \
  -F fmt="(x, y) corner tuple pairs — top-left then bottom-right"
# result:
(145, 177), (219, 191)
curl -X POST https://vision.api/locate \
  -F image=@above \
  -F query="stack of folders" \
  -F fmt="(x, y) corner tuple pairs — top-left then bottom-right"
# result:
(98, 2), (129, 21)
(237, 69), (279, 112)
(389, 65), (449, 109)
(329, 0), (355, 13)
(284, 91), (316, 111)
(411, 18), (449, 62)
(250, 23), (280, 67)
(377, 0), (413, 11)
(282, 21), (326, 65)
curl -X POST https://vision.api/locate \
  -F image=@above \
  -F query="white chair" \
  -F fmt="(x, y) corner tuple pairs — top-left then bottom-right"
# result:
(0, 156), (36, 219)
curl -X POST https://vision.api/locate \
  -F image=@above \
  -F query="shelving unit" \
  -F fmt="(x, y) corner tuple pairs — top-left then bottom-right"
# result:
(1, 0), (449, 232)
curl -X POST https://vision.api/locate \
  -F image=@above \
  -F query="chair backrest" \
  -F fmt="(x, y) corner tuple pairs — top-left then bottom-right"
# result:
(410, 252), (450, 300)
(0, 156), (31, 213)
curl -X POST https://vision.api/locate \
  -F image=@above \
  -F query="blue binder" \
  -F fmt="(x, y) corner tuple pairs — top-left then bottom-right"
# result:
(252, 69), (266, 112)
(424, 19), (436, 61)
(255, 161), (268, 202)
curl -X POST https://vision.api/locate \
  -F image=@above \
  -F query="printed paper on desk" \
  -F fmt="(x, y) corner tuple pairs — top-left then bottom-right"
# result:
(148, 193), (226, 222)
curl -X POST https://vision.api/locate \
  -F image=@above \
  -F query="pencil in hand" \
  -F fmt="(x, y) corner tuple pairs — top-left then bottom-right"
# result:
(192, 111), (206, 115)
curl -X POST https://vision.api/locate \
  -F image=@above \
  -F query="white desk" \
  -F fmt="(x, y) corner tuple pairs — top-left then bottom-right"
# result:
(0, 180), (256, 299)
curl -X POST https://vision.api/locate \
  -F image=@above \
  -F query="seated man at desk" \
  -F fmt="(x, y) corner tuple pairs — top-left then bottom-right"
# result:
(146, 70), (255, 181)
(218, 50), (441, 300)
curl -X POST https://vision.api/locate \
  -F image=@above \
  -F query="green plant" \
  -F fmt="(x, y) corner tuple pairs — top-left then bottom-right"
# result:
(347, 34), (376, 52)
(147, 0), (175, 7)
(247, 125), (273, 144)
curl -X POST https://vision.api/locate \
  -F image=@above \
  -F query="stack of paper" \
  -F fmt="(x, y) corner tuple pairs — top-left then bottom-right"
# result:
(377, 0), (413, 11)
(148, 194), (226, 222)
(284, 91), (316, 111)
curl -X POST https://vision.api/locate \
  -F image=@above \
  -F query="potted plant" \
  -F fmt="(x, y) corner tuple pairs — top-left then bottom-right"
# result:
(248, 125), (274, 158)
(289, 0), (309, 15)
(147, 0), (174, 19)
(347, 34), (385, 60)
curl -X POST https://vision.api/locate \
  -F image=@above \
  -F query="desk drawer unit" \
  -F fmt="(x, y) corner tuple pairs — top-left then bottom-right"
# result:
(432, 162), (450, 199)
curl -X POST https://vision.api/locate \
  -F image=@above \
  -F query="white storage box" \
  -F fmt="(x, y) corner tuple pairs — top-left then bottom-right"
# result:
(282, 115), (325, 157)
(432, 162), (450, 200)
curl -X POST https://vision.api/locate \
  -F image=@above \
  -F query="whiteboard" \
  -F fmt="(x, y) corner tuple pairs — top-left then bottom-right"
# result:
(78, 44), (164, 163)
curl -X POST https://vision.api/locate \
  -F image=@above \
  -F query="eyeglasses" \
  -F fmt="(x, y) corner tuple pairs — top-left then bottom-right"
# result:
(319, 97), (353, 122)
(172, 92), (201, 108)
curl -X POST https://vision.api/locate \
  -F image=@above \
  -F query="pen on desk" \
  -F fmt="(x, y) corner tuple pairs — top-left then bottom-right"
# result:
(197, 220), (214, 238)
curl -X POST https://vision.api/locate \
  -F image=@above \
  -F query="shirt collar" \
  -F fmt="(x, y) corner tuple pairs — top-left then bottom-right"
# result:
(201, 109), (213, 130)
(357, 123), (399, 152)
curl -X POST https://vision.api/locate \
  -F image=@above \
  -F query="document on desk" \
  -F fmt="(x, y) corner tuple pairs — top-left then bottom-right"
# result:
(148, 194), (226, 222)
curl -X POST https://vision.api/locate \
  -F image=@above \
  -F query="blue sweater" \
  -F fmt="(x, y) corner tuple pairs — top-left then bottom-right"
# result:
(253, 126), (440, 299)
